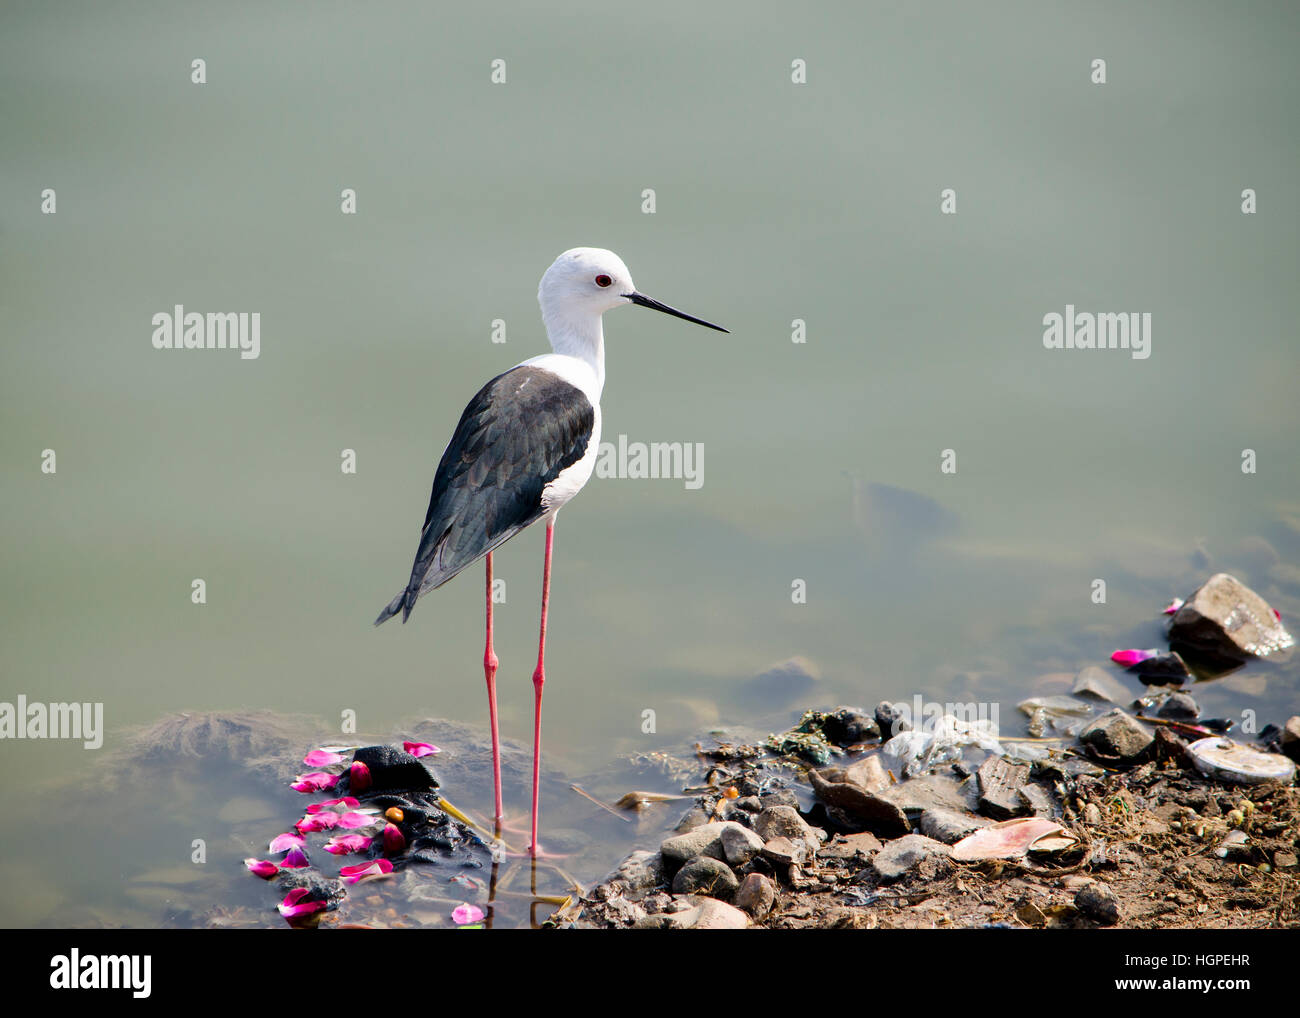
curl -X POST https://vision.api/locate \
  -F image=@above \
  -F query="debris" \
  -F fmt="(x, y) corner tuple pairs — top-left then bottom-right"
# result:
(881, 714), (1003, 777)
(977, 756), (1031, 819)
(1186, 738), (1296, 785)
(951, 817), (1077, 862)
(1169, 573), (1294, 662)
(1019, 695), (1094, 736)
(1282, 716), (1300, 764)
(612, 790), (690, 812)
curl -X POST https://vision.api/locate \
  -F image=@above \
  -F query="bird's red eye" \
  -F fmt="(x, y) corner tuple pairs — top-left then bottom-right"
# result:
(595, 274), (612, 287)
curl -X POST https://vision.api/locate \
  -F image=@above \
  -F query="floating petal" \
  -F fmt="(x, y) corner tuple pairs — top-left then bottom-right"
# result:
(269, 832), (305, 854)
(452, 903), (485, 925)
(403, 741), (440, 758)
(244, 858), (279, 879)
(324, 833), (373, 855)
(1110, 648), (1157, 667)
(304, 749), (344, 767)
(339, 859), (393, 884)
(278, 887), (327, 919)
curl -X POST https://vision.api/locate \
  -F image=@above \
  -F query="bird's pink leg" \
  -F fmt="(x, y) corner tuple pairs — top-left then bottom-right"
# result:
(483, 551), (504, 826)
(530, 516), (555, 858)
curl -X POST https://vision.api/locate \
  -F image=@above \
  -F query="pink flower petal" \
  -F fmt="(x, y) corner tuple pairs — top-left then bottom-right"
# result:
(291, 771), (340, 793)
(452, 903), (485, 925)
(339, 859), (393, 884)
(306, 796), (360, 814)
(403, 741), (440, 758)
(278, 887), (328, 919)
(1163, 598), (1184, 615)
(337, 811), (377, 830)
(304, 749), (344, 767)
(269, 832), (305, 854)
(244, 858), (279, 879)
(323, 833), (373, 855)
(1111, 648), (1157, 667)
(349, 761), (372, 793)
(296, 812), (340, 834)
(382, 823), (406, 855)
(1275, 608), (1283, 622)
(281, 847), (310, 869)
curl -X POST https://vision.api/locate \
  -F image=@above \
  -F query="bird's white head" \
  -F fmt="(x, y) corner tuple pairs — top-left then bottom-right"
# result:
(538, 246), (729, 338)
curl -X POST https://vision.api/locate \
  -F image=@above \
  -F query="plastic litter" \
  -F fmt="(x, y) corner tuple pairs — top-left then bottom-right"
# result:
(881, 714), (1003, 777)
(1186, 738), (1296, 785)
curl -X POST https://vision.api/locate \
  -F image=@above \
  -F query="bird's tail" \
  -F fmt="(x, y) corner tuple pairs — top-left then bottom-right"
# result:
(373, 589), (408, 627)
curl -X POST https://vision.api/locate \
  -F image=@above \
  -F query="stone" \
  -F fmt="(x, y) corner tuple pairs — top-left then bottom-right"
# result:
(1079, 709), (1153, 765)
(1169, 573), (1294, 662)
(601, 850), (665, 895)
(875, 701), (909, 738)
(761, 835), (803, 866)
(733, 872), (777, 918)
(1282, 716), (1300, 764)
(1074, 880), (1122, 925)
(350, 745), (438, 792)
(977, 757), (1030, 819)
(671, 857), (739, 900)
(818, 831), (883, 859)
(1018, 784), (1054, 817)
(664, 897), (749, 929)
(871, 834), (951, 882)
(754, 805), (822, 855)
(1157, 692), (1200, 720)
(920, 807), (991, 844)
(821, 707), (880, 746)
(880, 771), (978, 816)
(1072, 665), (1131, 704)
(843, 754), (890, 792)
(759, 788), (800, 811)
(807, 768), (909, 835)
(1129, 652), (1191, 683)
(744, 656), (820, 704)
(661, 822), (753, 866)
(719, 823), (765, 866)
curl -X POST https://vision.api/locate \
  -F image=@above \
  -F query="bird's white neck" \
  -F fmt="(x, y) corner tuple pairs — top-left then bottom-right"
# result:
(541, 307), (606, 397)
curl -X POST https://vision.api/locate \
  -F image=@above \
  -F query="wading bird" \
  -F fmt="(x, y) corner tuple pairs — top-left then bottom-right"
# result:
(375, 248), (726, 856)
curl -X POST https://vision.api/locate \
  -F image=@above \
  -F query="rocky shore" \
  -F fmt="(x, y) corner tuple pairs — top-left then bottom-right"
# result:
(568, 573), (1300, 929)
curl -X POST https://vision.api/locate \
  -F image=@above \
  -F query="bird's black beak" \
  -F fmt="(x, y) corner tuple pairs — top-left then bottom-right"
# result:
(626, 292), (728, 333)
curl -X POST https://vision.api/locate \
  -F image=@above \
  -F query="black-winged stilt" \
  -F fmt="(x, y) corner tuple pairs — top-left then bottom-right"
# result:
(375, 247), (726, 856)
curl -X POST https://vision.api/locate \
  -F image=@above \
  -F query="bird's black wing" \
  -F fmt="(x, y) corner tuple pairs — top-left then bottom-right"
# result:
(375, 365), (594, 625)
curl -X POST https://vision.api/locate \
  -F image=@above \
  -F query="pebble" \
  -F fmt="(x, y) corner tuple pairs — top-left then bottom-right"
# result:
(754, 805), (822, 857)
(1072, 665), (1131, 704)
(919, 807), (991, 844)
(661, 822), (743, 865)
(871, 834), (951, 882)
(720, 823), (765, 866)
(875, 701), (909, 737)
(1282, 716), (1300, 764)
(1074, 880), (1122, 925)
(761, 835), (804, 866)
(662, 897), (750, 930)
(734, 872), (777, 918)
(602, 850), (665, 894)
(1156, 692), (1200, 720)
(671, 857), (740, 900)
(1079, 708), (1154, 764)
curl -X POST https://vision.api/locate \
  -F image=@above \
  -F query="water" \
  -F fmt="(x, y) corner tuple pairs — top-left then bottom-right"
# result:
(2, 0), (1298, 927)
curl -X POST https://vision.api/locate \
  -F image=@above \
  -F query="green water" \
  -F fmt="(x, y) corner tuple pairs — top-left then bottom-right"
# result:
(2, 0), (1298, 926)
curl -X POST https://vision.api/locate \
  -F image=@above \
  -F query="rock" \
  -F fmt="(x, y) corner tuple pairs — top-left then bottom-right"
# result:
(1079, 709), (1153, 765)
(1018, 784), (1054, 817)
(673, 807), (712, 834)
(1169, 572), (1294, 662)
(753, 805), (821, 855)
(875, 701), (909, 738)
(1072, 665), (1131, 704)
(1282, 717), (1300, 764)
(880, 771), (978, 816)
(660, 822), (752, 866)
(663, 897), (749, 929)
(744, 656), (820, 704)
(807, 768), (909, 835)
(977, 757), (1030, 819)
(759, 788), (800, 811)
(761, 835), (803, 866)
(843, 754), (890, 792)
(1156, 692), (1200, 720)
(733, 795), (762, 813)
(671, 857), (739, 900)
(920, 807), (991, 844)
(1129, 652), (1192, 683)
(821, 707), (880, 746)
(1274, 851), (1298, 869)
(350, 745), (438, 792)
(601, 850), (665, 895)
(1074, 880), (1122, 925)
(819, 831), (883, 859)
(719, 823), (765, 866)
(733, 872), (777, 918)
(871, 834), (951, 882)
